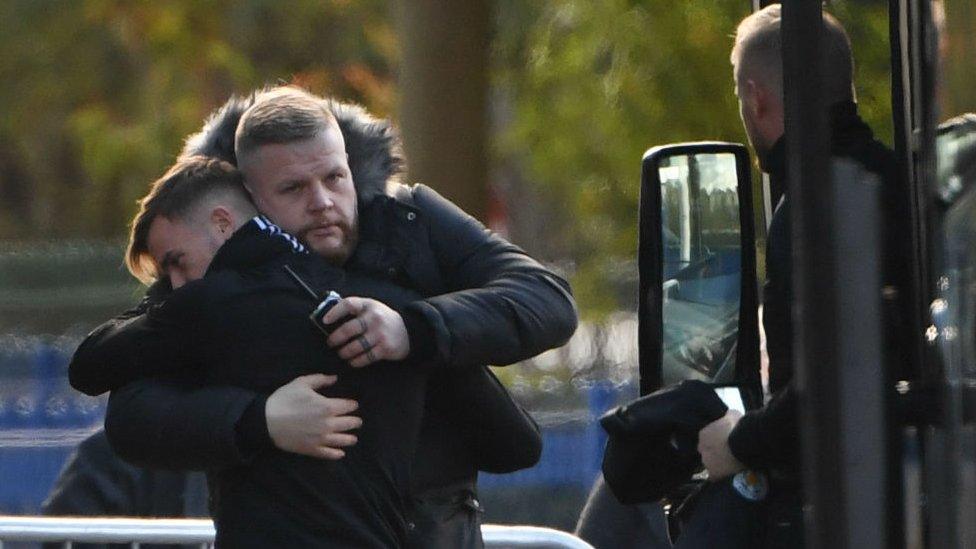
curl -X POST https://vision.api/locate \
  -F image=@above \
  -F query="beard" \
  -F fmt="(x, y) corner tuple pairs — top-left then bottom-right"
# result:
(299, 219), (358, 266)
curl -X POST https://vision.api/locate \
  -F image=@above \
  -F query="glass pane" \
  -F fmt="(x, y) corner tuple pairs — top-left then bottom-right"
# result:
(931, 0), (976, 537)
(935, 146), (976, 548)
(658, 152), (741, 386)
(936, 115), (976, 204)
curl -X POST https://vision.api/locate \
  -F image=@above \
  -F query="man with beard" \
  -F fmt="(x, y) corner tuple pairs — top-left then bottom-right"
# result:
(74, 87), (577, 548)
(74, 156), (438, 547)
(695, 6), (909, 548)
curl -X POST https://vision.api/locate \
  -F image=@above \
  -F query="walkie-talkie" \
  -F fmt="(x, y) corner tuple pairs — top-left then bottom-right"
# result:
(283, 264), (342, 336)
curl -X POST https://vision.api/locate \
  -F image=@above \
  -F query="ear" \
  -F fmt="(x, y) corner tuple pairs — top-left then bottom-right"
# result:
(210, 206), (236, 240)
(742, 78), (764, 119)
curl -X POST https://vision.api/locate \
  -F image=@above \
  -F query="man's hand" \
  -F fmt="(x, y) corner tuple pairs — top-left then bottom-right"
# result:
(698, 409), (746, 481)
(265, 374), (361, 460)
(323, 297), (410, 367)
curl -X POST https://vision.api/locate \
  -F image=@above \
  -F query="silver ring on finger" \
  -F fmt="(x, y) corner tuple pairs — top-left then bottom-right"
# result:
(358, 335), (372, 353)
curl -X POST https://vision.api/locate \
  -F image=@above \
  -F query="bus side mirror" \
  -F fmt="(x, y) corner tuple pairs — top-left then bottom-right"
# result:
(637, 142), (762, 409)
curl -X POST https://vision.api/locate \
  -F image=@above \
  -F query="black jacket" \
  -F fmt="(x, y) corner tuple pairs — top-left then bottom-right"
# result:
(78, 97), (577, 548)
(41, 429), (209, 549)
(600, 380), (728, 504)
(78, 217), (431, 548)
(727, 102), (907, 472)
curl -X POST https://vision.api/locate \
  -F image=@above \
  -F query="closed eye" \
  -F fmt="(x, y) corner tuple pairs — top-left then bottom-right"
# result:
(279, 181), (304, 194)
(160, 251), (184, 271)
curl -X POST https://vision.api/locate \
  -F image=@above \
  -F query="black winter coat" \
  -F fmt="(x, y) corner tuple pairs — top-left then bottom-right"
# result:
(600, 380), (728, 504)
(77, 93), (577, 549)
(727, 102), (908, 473)
(77, 217), (433, 548)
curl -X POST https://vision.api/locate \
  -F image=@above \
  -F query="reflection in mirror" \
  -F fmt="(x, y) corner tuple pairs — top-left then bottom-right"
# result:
(937, 114), (976, 382)
(940, 189), (976, 382)
(658, 153), (741, 386)
(937, 114), (976, 204)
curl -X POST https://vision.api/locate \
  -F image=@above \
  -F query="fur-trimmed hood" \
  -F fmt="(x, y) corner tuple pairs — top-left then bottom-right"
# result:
(180, 92), (405, 204)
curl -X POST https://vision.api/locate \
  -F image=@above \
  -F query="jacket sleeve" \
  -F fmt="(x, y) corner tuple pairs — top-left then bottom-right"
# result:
(69, 308), (150, 397)
(726, 384), (799, 472)
(76, 280), (261, 471)
(402, 184), (578, 369)
(105, 378), (261, 470)
(448, 366), (542, 473)
(68, 281), (203, 397)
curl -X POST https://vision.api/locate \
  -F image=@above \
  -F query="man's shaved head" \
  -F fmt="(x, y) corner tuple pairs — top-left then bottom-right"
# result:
(731, 4), (856, 106)
(235, 86), (341, 166)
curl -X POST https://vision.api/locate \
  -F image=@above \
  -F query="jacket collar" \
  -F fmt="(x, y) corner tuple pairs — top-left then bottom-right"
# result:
(207, 193), (417, 277)
(206, 215), (307, 274)
(760, 101), (874, 195)
(345, 192), (416, 273)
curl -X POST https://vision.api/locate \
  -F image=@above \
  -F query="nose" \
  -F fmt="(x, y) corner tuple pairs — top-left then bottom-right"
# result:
(169, 271), (186, 289)
(308, 181), (335, 211)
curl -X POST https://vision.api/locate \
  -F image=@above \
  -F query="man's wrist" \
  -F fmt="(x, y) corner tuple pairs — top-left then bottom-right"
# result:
(234, 395), (274, 458)
(400, 304), (436, 362)
(726, 413), (758, 469)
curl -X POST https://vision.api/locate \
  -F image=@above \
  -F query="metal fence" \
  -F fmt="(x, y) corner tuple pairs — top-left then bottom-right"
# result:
(0, 517), (594, 549)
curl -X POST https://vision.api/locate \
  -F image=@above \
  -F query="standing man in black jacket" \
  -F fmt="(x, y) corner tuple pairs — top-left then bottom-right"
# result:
(696, 6), (910, 548)
(87, 87), (577, 548)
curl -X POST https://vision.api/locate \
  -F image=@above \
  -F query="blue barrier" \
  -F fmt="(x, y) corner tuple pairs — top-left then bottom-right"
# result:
(0, 341), (636, 514)
(0, 446), (77, 513)
(481, 382), (634, 490)
(1, 340), (105, 513)
(0, 340), (105, 431)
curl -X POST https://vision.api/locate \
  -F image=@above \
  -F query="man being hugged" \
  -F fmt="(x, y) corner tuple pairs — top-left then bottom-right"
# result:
(73, 87), (578, 548)
(75, 155), (431, 547)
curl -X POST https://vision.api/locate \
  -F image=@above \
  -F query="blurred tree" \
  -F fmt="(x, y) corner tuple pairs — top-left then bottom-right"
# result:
(494, 0), (752, 317)
(0, 0), (897, 320)
(938, 0), (976, 118)
(493, 0), (893, 317)
(397, 0), (491, 221)
(0, 0), (396, 239)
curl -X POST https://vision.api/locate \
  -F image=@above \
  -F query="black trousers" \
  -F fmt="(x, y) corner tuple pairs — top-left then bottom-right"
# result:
(672, 477), (803, 549)
(406, 480), (485, 549)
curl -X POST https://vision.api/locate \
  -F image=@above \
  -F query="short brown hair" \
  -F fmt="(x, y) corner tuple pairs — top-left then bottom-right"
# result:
(731, 4), (855, 104)
(126, 156), (252, 284)
(234, 86), (339, 163)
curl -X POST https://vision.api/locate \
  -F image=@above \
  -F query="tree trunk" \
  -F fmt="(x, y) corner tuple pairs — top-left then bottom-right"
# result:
(395, 0), (490, 222)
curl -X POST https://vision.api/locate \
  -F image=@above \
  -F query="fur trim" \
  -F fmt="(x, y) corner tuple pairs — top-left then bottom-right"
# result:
(180, 92), (405, 203)
(327, 99), (405, 202)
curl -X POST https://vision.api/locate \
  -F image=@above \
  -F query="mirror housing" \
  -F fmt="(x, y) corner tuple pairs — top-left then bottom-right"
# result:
(637, 142), (761, 410)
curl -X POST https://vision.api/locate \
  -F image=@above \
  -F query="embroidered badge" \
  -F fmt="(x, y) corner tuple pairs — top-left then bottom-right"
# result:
(732, 470), (769, 501)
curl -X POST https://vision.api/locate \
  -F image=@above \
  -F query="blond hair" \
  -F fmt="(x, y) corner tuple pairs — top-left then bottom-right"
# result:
(731, 4), (855, 104)
(234, 86), (339, 164)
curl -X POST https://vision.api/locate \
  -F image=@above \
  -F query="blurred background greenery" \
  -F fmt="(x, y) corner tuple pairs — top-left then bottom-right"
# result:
(0, 0), (897, 322)
(0, 0), (933, 530)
